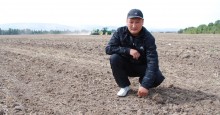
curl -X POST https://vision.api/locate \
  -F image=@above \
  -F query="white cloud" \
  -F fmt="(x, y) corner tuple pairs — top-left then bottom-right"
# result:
(0, 0), (219, 29)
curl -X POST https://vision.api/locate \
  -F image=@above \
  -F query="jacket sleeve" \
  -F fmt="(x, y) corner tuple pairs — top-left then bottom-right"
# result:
(141, 32), (159, 89)
(105, 30), (130, 55)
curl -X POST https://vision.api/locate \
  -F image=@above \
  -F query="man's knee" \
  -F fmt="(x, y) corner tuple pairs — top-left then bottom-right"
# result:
(153, 70), (165, 87)
(110, 54), (123, 65)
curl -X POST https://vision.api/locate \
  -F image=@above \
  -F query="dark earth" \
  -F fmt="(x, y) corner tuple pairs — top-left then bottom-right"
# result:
(0, 34), (220, 114)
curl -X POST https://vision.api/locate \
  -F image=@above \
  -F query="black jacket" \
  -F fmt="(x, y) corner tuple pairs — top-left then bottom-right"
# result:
(105, 26), (159, 89)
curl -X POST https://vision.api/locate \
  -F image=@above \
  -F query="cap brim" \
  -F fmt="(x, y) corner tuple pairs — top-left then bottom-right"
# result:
(127, 16), (143, 19)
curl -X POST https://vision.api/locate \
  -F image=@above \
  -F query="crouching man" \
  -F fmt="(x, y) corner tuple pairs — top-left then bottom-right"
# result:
(105, 9), (165, 97)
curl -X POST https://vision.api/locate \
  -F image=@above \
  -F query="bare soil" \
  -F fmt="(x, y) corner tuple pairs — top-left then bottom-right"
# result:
(0, 34), (220, 115)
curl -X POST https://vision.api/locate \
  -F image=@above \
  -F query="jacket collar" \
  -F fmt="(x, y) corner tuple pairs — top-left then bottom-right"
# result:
(126, 26), (146, 39)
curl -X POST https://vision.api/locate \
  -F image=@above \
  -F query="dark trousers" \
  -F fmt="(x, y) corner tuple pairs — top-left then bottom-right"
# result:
(110, 54), (164, 88)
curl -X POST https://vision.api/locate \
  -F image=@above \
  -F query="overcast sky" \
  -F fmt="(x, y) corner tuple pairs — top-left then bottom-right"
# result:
(1, 0), (220, 29)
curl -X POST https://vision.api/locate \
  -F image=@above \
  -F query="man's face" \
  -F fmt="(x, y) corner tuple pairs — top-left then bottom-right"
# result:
(127, 18), (144, 36)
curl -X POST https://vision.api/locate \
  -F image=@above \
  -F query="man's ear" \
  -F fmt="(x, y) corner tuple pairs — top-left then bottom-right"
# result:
(126, 19), (129, 25)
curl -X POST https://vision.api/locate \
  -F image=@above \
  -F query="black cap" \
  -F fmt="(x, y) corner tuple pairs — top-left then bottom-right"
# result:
(127, 9), (143, 19)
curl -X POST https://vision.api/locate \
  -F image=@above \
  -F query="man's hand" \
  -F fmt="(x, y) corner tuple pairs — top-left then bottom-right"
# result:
(130, 49), (140, 60)
(137, 86), (149, 97)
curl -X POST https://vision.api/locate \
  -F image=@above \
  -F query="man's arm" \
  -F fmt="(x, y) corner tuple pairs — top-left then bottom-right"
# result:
(105, 30), (130, 55)
(141, 33), (159, 89)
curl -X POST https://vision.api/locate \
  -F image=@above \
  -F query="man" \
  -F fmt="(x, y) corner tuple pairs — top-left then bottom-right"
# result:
(105, 9), (165, 97)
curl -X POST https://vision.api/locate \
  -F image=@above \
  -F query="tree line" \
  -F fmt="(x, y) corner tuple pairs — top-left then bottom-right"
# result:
(91, 27), (116, 35)
(178, 20), (220, 34)
(0, 28), (71, 35)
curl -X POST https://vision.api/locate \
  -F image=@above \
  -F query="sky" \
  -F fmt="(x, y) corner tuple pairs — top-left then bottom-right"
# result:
(1, 0), (220, 30)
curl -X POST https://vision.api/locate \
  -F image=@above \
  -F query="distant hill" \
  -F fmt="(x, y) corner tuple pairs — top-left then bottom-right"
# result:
(0, 23), (75, 31)
(0, 23), (178, 33)
(0, 23), (118, 31)
(148, 28), (178, 33)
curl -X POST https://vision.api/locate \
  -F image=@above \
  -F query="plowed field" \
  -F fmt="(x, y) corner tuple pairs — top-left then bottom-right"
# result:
(0, 34), (220, 114)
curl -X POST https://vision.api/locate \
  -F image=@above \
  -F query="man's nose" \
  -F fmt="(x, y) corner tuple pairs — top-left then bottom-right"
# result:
(132, 23), (136, 28)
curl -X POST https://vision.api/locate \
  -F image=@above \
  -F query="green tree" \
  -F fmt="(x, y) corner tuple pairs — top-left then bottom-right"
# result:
(214, 20), (220, 34)
(178, 29), (184, 33)
(91, 29), (100, 35)
(197, 24), (207, 34)
(184, 27), (197, 34)
(101, 27), (108, 35)
(179, 20), (220, 34)
(214, 20), (220, 25)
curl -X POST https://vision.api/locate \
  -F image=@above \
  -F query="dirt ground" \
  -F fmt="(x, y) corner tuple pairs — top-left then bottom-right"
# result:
(0, 34), (220, 115)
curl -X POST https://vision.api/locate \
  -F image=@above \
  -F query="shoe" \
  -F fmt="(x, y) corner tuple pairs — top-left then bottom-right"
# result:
(117, 86), (130, 97)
